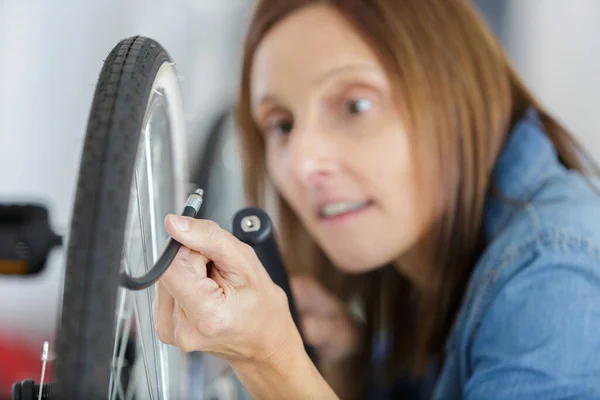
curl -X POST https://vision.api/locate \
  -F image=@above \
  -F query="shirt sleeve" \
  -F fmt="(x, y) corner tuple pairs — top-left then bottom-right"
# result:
(464, 261), (600, 400)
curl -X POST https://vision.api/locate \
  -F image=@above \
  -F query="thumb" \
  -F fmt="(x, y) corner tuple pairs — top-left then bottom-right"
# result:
(165, 215), (250, 288)
(290, 276), (341, 315)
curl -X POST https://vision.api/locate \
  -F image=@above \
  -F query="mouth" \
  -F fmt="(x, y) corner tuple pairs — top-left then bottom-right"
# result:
(317, 200), (373, 221)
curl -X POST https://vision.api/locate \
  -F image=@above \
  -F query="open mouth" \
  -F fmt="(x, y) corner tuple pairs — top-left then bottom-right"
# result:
(318, 200), (372, 220)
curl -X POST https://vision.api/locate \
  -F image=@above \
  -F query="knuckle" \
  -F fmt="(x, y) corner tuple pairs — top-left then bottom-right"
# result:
(202, 219), (220, 238)
(156, 326), (173, 344)
(197, 310), (230, 338)
(273, 284), (289, 306)
(240, 242), (254, 257)
(174, 326), (193, 353)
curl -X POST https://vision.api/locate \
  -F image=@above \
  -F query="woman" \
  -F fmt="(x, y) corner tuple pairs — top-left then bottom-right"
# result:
(153, 1), (600, 398)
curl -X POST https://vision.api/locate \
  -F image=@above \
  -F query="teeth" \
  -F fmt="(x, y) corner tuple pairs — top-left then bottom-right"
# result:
(321, 201), (367, 218)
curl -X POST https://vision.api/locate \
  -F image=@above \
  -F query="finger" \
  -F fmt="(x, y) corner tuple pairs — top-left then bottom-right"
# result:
(172, 299), (198, 353)
(170, 283), (225, 353)
(160, 253), (221, 312)
(165, 215), (247, 274)
(174, 246), (210, 277)
(301, 314), (336, 348)
(154, 281), (175, 344)
(290, 276), (341, 315)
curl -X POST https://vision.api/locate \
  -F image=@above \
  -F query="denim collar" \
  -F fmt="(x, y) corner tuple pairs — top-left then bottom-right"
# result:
(484, 109), (562, 241)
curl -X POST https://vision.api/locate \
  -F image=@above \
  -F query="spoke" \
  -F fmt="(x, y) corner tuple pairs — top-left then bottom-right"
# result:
(111, 183), (144, 399)
(110, 291), (133, 400)
(109, 288), (128, 399)
(144, 123), (171, 400)
(125, 364), (138, 400)
(134, 160), (164, 399)
(124, 256), (156, 400)
(133, 292), (157, 400)
(134, 166), (151, 290)
(144, 125), (159, 262)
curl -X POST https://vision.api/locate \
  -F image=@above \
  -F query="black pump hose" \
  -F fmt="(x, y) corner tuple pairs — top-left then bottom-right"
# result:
(119, 189), (204, 290)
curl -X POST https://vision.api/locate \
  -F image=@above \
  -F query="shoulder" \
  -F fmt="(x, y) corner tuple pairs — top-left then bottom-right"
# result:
(438, 109), (600, 397)
(455, 173), (600, 398)
(477, 171), (600, 304)
(466, 170), (600, 335)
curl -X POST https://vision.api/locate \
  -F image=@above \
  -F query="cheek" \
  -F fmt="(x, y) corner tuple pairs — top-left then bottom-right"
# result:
(363, 127), (423, 232)
(265, 147), (293, 199)
(365, 125), (413, 190)
(381, 141), (429, 237)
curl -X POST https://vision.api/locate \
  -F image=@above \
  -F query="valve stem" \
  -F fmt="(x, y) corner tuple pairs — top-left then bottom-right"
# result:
(38, 342), (49, 400)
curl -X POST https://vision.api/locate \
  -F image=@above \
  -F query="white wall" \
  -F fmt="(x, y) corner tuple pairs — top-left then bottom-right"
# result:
(505, 0), (600, 160)
(0, 0), (250, 342)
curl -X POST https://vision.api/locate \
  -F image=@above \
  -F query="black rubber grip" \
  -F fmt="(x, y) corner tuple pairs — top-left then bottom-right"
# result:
(232, 207), (318, 365)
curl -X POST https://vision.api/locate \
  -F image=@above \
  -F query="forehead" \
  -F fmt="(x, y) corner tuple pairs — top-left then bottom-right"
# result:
(250, 4), (382, 102)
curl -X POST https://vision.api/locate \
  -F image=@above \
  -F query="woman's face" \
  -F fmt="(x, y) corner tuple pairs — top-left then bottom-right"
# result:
(250, 5), (426, 274)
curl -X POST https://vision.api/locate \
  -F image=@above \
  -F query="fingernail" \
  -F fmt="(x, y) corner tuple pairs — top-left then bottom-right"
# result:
(169, 215), (189, 231)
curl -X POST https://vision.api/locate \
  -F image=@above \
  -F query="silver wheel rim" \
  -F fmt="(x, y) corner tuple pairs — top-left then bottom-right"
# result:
(107, 61), (189, 400)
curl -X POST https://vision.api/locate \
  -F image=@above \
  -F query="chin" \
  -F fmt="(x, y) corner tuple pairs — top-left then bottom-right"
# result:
(326, 247), (394, 274)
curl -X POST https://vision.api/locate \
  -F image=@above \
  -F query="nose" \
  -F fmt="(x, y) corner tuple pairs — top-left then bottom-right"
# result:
(288, 124), (338, 187)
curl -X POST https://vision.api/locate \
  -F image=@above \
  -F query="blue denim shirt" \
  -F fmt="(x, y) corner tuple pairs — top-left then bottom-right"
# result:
(432, 110), (600, 399)
(369, 110), (600, 399)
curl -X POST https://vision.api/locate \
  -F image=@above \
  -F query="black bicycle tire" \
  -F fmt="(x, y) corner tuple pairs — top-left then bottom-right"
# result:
(53, 36), (174, 399)
(192, 107), (231, 220)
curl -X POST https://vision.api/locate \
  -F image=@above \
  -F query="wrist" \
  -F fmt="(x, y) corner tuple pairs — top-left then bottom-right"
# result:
(232, 324), (307, 377)
(231, 335), (330, 400)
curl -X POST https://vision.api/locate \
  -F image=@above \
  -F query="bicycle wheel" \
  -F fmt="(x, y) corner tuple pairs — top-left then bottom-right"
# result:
(52, 36), (189, 399)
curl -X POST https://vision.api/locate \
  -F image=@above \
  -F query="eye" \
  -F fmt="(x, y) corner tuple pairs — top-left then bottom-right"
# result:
(344, 98), (373, 115)
(265, 119), (294, 136)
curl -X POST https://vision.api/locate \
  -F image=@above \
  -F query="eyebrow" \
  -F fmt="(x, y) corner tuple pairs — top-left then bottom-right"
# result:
(253, 64), (380, 108)
(311, 64), (380, 86)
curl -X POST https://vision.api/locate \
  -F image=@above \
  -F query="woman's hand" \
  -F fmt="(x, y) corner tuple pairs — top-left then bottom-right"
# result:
(291, 276), (360, 366)
(152, 214), (302, 366)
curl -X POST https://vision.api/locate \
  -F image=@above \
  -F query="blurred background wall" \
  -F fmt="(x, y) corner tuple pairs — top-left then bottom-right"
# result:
(504, 0), (600, 157)
(0, 0), (252, 341)
(0, 0), (598, 389)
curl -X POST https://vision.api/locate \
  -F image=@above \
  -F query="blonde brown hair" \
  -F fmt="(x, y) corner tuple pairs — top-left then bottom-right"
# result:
(236, 0), (597, 388)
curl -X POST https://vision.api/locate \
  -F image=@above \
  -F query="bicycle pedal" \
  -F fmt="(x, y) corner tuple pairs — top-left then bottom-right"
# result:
(0, 203), (62, 276)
